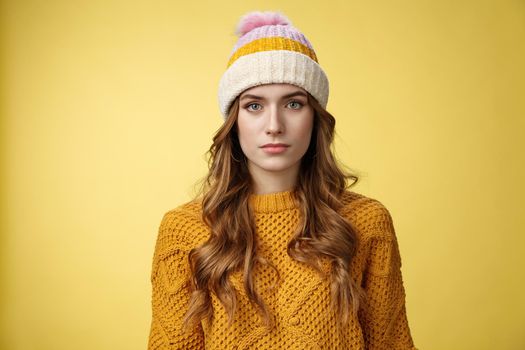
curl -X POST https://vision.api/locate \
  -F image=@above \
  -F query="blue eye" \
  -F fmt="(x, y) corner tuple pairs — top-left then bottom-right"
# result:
(288, 101), (303, 109)
(246, 103), (261, 111)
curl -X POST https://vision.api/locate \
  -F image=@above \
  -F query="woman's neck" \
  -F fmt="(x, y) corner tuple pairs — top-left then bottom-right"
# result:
(248, 161), (299, 195)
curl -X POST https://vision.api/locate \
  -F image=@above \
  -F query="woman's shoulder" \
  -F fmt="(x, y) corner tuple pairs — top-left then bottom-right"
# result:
(338, 189), (396, 241)
(162, 196), (204, 224)
(153, 196), (209, 257)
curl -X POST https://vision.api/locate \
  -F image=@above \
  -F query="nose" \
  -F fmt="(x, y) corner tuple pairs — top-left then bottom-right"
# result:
(265, 105), (283, 135)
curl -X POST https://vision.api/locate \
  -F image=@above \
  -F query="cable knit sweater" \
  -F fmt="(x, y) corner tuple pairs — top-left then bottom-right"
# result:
(147, 190), (417, 349)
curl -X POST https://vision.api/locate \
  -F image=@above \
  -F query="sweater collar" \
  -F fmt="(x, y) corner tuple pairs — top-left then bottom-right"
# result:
(249, 190), (298, 213)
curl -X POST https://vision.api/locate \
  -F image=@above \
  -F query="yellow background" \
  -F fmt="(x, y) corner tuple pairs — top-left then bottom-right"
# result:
(1, 0), (524, 349)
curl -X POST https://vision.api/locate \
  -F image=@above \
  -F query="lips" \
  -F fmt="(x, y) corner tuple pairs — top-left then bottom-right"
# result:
(261, 143), (290, 148)
(261, 143), (289, 154)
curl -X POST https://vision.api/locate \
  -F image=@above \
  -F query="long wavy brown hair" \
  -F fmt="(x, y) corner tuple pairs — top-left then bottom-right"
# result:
(183, 91), (366, 332)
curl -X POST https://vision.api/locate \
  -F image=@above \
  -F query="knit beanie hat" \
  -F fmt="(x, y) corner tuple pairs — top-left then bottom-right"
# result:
(217, 10), (329, 119)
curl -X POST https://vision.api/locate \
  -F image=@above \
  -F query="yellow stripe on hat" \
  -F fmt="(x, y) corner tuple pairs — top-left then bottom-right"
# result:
(227, 37), (318, 68)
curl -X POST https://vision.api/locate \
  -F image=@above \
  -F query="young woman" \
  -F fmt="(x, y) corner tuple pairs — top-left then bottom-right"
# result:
(148, 11), (417, 350)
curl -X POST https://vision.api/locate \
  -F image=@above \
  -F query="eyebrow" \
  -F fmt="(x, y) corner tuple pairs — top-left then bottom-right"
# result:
(240, 90), (308, 102)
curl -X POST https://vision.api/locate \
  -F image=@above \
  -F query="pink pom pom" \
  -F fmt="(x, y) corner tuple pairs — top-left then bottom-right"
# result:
(234, 11), (292, 37)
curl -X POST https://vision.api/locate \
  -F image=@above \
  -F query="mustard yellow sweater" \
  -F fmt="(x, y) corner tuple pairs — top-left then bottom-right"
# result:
(147, 190), (417, 349)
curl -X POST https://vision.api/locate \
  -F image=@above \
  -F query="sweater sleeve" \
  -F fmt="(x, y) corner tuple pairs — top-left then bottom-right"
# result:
(358, 207), (417, 350)
(147, 213), (205, 349)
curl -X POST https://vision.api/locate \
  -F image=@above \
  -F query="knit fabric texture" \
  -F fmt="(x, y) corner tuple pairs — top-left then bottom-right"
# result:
(217, 11), (329, 119)
(147, 190), (417, 349)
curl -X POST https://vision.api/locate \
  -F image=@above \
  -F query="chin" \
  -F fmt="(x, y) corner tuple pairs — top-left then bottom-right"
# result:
(253, 159), (300, 173)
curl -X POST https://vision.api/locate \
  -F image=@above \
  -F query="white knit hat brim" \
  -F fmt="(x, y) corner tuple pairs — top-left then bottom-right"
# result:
(218, 50), (329, 118)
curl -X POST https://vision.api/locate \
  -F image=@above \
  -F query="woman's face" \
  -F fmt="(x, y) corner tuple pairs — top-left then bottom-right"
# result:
(236, 83), (314, 185)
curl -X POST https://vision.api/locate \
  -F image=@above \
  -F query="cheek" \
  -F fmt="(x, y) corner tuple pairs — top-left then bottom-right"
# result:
(297, 118), (314, 154)
(236, 118), (256, 150)
(297, 117), (314, 142)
